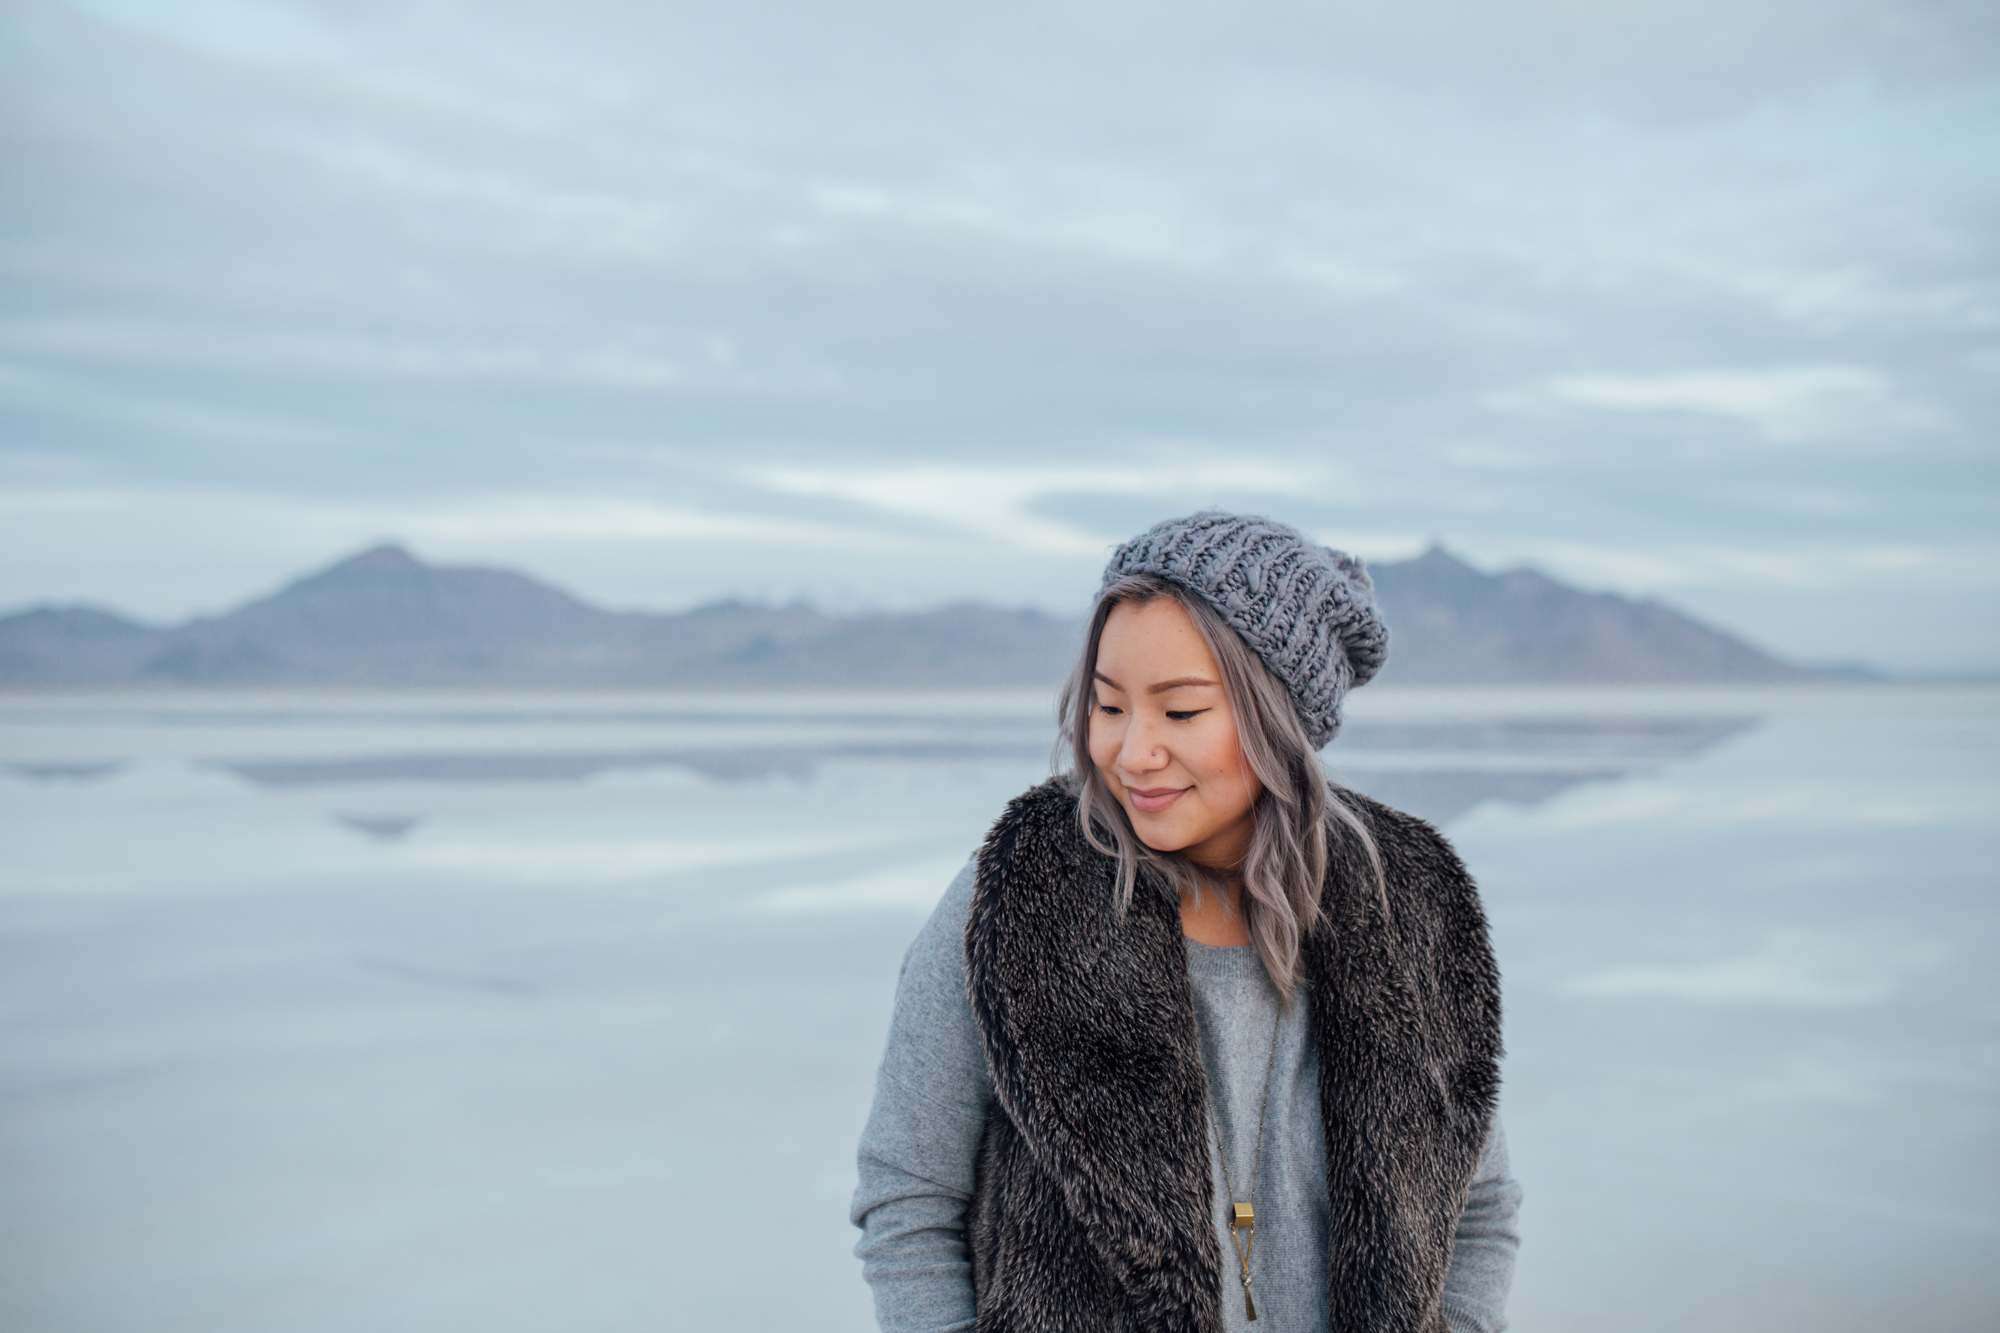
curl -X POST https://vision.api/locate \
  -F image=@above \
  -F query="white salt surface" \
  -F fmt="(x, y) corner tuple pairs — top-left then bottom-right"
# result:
(0, 686), (1995, 1331)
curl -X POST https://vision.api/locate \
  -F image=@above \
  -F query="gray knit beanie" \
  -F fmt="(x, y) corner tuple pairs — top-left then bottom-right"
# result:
(1100, 511), (1388, 748)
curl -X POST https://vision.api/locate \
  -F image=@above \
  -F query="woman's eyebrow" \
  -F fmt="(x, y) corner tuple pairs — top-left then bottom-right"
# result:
(1092, 670), (1124, 691)
(1148, 676), (1219, 694)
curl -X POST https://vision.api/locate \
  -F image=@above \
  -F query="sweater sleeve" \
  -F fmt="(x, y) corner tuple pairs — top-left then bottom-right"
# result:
(851, 861), (994, 1333)
(1440, 1117), (1524, 1333)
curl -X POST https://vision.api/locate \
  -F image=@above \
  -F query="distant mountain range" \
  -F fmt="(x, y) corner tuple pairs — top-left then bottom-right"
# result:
(1366, 547), (1803, 684)
(0, 543), (1806, 689)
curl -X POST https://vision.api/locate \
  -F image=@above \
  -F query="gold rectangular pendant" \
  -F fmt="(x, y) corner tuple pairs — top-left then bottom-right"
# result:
(1244, 1287), (1258, 1321)
(1231, 1201), (1254, 1229)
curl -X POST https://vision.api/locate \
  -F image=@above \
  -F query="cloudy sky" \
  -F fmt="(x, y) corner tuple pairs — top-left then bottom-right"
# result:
(3, 0), (1996, 671)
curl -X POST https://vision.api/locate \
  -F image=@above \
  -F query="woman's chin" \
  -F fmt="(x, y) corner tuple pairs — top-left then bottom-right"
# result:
(1127, 812), (1195, 854)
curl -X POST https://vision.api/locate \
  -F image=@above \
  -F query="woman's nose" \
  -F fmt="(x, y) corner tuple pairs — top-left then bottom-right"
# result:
(1119, 719), (1168, 773)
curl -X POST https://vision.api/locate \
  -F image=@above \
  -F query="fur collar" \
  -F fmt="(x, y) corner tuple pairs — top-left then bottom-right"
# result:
(963, 778), (1501, 1333)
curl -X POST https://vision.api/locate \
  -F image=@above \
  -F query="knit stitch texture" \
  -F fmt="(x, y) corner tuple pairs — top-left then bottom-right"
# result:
(1102, 512), (1388, 747)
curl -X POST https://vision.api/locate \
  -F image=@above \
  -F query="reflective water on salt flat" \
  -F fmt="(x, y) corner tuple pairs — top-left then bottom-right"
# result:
(0, 686), (1994, 1331)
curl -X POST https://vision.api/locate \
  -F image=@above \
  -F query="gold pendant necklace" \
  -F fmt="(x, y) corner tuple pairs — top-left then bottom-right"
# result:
(1206, 1003), (1283, 1322)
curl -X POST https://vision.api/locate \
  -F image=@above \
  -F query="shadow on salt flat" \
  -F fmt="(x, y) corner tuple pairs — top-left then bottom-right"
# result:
(1339, 715), (1759, 759)
(213, 741), (1049, 787)
(4, 761), (126, 782)
(1337, 769), (1626, 826)
(1333, 714), (1762, 825)
(336, 814), (423, 840)
(354, 955), (538, 996)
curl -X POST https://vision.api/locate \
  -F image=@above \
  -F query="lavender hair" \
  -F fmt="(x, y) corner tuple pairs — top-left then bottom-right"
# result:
(1055, 573), (1386, 998)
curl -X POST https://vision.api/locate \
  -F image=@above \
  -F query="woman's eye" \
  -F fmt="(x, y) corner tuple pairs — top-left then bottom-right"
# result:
(1097, 704), (1124, 717)
(1165, 709), (1209, 722)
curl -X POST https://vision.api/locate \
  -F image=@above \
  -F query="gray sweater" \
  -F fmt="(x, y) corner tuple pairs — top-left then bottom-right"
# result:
(852, 861), (1522, 1332)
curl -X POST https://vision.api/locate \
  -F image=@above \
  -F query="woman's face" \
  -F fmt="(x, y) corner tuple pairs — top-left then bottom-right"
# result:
(1088, 596), (1263, 872)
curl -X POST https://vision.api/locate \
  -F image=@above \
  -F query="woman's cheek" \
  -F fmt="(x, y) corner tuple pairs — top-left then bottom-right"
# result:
(1197, 729), (1254, 811)
(1087, 724), (1119, 776)
(1192, 723), (1234, 783)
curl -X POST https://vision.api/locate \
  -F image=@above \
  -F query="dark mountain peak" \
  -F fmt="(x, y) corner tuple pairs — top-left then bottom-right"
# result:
(248, 545), (434, 610)
(268, 545), (589, 610)
(1382, 545), (1616, 607)
(133, 544), (611, 684)
(3, 605), (157, 636)
(1369, 545), (1800, 683)
(0, 604), (166, 684)
(331, 544), (425, 574)
(1389, 543), (1486, 584)
(1408, 542), (1465, 568)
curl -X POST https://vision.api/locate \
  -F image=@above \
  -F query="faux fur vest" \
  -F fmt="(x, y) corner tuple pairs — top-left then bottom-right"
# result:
(963, 779), (1501, 1333)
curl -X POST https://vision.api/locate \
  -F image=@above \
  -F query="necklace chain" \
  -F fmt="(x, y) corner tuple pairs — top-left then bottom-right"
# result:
(1205, 1001), (1282, 1323)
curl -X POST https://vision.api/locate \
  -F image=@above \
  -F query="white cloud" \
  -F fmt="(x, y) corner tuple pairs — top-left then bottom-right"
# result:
(0, 320), (741, 389)
(0, 487), (905, 554)
(1313, 531), (1434, 563)
(1281, 255), (1405, 294)
(1716, 264), (1997, 336)
(808, 177), (1214, 267)
(0, 358), (350, 446)
(757, 462), (1311, 556)
(62, 0), (347, 63)
(402, 497), (901, 549)
(1538, 367), (1939, 442)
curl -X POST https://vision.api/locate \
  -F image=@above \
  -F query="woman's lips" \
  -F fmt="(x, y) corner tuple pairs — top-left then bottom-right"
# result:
(1125, 785), (1188, 813)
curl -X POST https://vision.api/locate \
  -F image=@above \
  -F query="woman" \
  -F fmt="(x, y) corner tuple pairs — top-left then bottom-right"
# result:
(852, 512), (1520, 1333)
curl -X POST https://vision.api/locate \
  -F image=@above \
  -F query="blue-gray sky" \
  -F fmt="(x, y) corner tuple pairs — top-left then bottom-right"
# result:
(3, 0), (1996, 671)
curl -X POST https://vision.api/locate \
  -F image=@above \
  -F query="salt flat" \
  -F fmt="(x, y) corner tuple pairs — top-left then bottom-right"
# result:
(1, 686), (1994, 1331)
